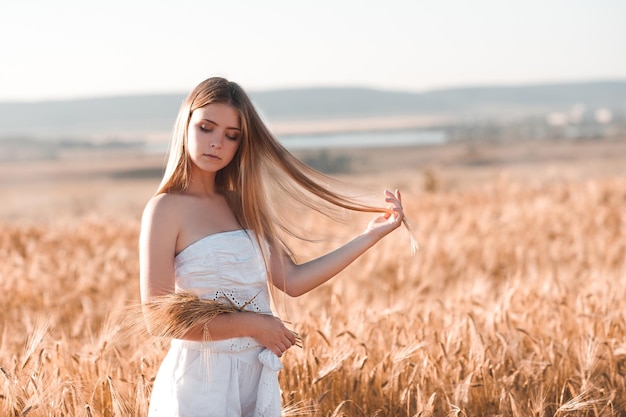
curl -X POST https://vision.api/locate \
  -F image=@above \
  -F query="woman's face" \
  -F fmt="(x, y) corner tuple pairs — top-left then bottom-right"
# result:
(187, 103), (241, 174)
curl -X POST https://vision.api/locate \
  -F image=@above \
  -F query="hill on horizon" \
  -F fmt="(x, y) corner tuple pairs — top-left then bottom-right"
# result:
(0, 80), (624, 141)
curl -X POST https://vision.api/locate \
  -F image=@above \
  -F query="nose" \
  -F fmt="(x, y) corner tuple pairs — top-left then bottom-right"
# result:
(210, 137), (222, 149)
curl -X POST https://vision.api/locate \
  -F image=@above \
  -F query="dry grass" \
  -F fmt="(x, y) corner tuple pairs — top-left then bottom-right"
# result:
(1, 140), (626, 416)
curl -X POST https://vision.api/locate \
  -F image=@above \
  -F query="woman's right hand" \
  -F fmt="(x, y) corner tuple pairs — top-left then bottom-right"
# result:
(242, 312), (296, 357)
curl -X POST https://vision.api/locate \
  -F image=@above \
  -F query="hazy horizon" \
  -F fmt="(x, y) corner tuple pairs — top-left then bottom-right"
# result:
(1, 77), (625, 105)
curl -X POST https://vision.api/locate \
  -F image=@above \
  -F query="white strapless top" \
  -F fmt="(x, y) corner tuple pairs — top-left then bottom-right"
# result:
(149, 230), (282, 417)
(174, 229), (272, 315)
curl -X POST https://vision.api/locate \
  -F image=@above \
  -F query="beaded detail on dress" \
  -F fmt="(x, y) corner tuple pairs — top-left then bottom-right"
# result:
(174, 229), (272, 351)
(175, 230), (271, 307)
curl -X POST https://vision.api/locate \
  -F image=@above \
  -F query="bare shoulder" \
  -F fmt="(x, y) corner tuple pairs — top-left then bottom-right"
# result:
(142, 193), (181, 221)
(140, 193), (186, 240)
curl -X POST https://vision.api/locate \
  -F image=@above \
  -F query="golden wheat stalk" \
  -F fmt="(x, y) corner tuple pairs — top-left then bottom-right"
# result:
(402, 216), (419, 255)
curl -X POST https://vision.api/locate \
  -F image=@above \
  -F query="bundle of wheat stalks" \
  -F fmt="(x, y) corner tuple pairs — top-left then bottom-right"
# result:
(136, 291), (302, 348)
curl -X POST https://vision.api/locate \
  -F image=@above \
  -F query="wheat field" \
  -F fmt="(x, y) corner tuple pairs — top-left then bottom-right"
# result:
(1, 141), (625, 416)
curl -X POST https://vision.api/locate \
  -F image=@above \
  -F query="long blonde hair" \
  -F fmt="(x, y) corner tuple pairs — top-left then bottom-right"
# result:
(158, 77), (405, 256)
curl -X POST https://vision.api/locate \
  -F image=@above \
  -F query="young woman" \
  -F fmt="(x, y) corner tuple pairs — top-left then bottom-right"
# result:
(140, 77), (408, 417)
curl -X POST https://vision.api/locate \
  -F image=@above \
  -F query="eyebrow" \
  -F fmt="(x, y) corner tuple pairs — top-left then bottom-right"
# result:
(201, 118), (241, 131)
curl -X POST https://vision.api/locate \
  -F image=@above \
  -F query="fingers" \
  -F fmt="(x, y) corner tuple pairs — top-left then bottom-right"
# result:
(274, 340), (292, 357)
(365, 188), (407, 238)
(269, 316), (297, 357)
(384, 189), (404, 219)
(273, 332), (296, 357)
(250, 314), (300, 357)
(385, 189), (402, 205)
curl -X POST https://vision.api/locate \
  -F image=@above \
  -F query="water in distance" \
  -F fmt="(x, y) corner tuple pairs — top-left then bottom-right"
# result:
(279, 129), (446, 150)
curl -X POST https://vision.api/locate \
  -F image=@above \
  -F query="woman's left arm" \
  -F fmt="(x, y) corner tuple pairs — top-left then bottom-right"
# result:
(270, 189), (404, 297)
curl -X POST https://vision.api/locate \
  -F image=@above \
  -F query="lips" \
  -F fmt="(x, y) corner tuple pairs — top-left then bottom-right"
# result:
(203, 153), (221, 160)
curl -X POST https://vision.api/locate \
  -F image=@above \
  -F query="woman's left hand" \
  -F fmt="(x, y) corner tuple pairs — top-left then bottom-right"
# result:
(365, 189), (404, 238)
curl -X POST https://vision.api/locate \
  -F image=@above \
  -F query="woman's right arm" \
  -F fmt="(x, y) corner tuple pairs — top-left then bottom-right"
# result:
(139, 195), (295, 356)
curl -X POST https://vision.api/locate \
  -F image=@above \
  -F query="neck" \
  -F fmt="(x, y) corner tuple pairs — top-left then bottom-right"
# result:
(187, 170), (218, 197)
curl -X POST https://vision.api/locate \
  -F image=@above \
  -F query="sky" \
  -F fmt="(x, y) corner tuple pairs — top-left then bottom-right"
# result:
(0, 0), (624, 102)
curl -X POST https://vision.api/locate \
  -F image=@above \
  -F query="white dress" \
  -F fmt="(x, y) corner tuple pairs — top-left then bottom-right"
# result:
(148, 229), (282, 417)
